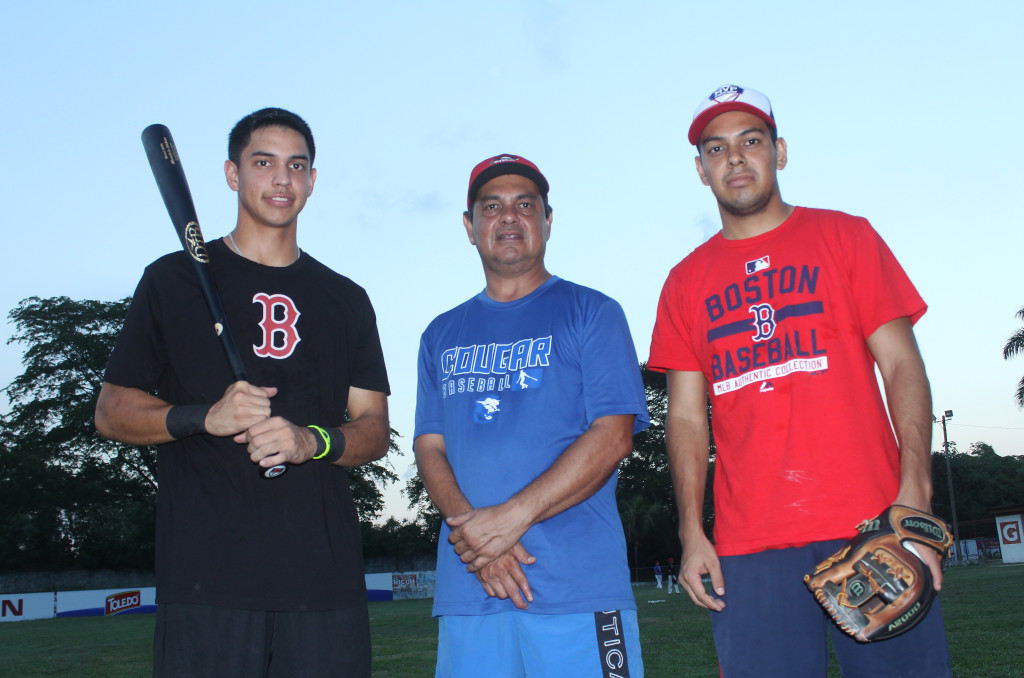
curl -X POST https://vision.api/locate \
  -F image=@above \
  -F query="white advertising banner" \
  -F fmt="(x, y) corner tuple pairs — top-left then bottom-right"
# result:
(365, 572), (394, 601)
(56, 587), (157, 617)
(0, 592), (56, 622)
(0, 571), (436, 623)
(391, 571), (436, 600)
(996, 514), (1023, 564)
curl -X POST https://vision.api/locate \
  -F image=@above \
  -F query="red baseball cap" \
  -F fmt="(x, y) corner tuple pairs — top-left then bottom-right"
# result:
(467, 154), (549, 210)
(688, 84), (776, 146)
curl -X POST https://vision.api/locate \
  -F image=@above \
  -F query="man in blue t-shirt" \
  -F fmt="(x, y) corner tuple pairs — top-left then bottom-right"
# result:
(415, 154), (650, 678)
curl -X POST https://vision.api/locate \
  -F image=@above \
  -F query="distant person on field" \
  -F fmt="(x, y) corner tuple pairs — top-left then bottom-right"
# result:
(666, 557), (680, 594)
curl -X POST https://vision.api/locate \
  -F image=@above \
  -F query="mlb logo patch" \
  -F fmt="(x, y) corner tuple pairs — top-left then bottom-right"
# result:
(746, 256), (770, 275)
(511, 369), (543, 391)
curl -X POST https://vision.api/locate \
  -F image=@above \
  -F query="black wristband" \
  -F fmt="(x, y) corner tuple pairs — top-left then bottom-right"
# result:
(166, 404), (210, 439)
(307, 425), (346, 464)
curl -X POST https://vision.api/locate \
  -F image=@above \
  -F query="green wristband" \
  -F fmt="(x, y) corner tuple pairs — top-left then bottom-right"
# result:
(307, 425), (346, 464)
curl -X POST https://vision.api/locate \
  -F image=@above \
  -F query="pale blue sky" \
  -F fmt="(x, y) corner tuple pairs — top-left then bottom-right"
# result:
(2, 1), (1021, 519)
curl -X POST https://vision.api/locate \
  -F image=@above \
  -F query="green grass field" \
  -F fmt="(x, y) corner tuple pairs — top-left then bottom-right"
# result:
(1, 564), (1021, 677)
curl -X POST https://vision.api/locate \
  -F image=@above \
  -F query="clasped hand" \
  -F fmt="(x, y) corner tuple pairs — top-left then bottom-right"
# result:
(447, 504), (537, 609)
(206, 381), (317, 468)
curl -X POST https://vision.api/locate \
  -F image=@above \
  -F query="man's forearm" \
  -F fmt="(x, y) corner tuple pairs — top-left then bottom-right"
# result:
(335, 387), (391, 467)
(95, 382), (175, 446)
(885, 358), (934, 509)
(665, 370), (713, 542)
(868, 318), (934, 510)
(414, 434), (473, 519)
(505, 414), (635, 529)
(439, 416), (634, 573)
(667, 414), (711, 542)
(334, 412), (390, 467)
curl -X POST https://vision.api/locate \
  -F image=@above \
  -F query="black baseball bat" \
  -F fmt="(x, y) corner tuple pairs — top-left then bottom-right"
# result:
(141, 124), (287, 479)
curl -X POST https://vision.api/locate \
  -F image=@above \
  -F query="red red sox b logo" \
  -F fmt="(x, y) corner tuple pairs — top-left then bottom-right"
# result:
(252, 293), (301, 359)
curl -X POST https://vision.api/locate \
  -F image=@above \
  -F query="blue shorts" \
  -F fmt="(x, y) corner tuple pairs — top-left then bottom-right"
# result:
(710, 540), (952, 678)
(436, 609), (643, 678)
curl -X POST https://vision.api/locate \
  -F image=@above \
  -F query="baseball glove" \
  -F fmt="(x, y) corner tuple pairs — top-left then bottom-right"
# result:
(804, 505), (952, 643)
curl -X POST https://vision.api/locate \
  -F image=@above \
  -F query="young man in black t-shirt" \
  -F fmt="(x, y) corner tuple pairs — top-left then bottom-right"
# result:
(96, 108), (390, 677)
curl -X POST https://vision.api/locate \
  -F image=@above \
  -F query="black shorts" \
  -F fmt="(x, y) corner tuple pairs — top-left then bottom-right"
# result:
(153, 602), (371, 677)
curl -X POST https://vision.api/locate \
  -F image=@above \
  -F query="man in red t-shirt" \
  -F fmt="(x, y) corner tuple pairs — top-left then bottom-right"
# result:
(648, 85), (952, 677)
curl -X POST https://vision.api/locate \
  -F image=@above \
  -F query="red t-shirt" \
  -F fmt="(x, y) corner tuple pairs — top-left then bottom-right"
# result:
(649, 207), (926, 556)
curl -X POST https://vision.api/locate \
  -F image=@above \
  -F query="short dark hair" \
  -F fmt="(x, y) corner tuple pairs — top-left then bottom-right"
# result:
(228, 108), (315, 165)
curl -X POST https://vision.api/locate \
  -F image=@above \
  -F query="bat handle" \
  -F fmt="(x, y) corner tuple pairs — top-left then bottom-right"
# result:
(214, 320), (248, 384)
(216, 319), (288, 479)
(207, 286), (287, 478)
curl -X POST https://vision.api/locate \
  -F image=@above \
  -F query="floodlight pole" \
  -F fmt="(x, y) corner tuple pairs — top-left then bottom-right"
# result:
(936, 410), (961, 562)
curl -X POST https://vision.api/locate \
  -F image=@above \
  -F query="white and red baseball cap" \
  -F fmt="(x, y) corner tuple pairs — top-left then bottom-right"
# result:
(688, 85), (776, 146)
(467, 154), (549, 210)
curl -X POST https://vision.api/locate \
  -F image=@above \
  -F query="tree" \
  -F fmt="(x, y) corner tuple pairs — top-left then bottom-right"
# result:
(619, 367), (673, 508)
(403, 469), (443, 545)
(1, 296), (399, 571)
(618, 493), (660, 582)
(360, 516), (437, 561)
(348, 426), (401, 522)
(1, 296), (155, 570)
(1003, 305), (1024, 409)
(354, 466), (441, 561)
(616, 364), (716, 571)
(931, 441), (1024, 537)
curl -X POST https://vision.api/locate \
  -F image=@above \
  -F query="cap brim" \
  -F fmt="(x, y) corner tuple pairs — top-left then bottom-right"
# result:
(688, 103), (776, 146)
(468, 165), (549, 209)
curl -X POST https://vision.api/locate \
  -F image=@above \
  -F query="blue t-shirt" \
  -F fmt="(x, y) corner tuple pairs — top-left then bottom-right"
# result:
(415, 276), (650, 616)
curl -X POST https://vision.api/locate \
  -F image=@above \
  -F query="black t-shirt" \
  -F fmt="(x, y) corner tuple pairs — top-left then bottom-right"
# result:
(105, 239), (390, 611)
